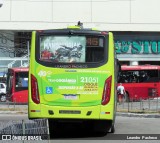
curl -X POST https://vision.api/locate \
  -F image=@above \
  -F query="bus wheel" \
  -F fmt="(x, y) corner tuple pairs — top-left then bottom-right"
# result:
(124, 93), (129, 102)
(0, 94), (6, 102)
(110, 124), (115, 133)
(93, 120), (108, 135)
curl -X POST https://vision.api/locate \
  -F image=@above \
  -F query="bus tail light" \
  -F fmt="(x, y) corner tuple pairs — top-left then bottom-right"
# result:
(31, 74), (40, 104)
(101, 76), (112, 105)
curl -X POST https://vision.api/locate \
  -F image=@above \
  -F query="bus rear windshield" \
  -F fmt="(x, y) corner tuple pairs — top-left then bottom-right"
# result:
(39, 35), (106, 63)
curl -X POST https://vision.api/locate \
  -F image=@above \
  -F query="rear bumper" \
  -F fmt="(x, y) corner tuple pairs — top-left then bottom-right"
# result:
(28, 103), (114, 120)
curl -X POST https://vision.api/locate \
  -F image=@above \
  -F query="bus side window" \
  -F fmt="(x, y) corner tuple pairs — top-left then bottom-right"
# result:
(15, 77), (19, 87)
(15, 73), (21, 87)
(18, 78), (22, 87)
(139, 71), (149, 82)
(21, 78), (28, 87)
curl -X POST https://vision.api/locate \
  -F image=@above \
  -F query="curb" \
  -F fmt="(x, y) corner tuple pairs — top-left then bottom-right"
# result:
(0, 111), (27, 114)
(116, 112), (160, 118)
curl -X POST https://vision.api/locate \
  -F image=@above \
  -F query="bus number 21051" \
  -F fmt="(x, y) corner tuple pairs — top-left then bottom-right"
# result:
(80, 77), (98, 83)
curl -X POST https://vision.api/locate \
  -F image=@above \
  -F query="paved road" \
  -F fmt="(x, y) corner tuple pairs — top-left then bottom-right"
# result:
(50, 116), (160, 138)
(0, 114), (28, 121)
(0, 114), (159, 134)
(0, 114), (160, 142)
(49, 116), (160, 143)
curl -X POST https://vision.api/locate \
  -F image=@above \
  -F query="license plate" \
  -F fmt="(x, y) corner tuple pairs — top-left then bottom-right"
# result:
(64, 95), (78, 100)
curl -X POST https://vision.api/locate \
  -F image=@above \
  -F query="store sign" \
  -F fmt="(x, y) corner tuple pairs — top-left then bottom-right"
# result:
(115, 40), (160, 54)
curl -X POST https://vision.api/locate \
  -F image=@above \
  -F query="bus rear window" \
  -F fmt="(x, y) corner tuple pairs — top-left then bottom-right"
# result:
(39, 35), (105, 63)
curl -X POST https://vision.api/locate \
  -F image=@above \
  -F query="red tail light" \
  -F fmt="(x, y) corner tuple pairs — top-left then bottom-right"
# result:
(102, 76), (112, 105)
(31, 74), (40, 104)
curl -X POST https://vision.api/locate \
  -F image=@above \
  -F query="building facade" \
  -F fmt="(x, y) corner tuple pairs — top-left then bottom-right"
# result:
(0, 0), (160, 72)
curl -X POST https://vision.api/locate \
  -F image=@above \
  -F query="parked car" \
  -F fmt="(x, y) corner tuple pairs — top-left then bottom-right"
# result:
(0, 83), (6, 102)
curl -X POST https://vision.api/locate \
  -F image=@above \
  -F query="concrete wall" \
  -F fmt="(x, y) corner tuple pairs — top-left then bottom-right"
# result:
(0, 0), (160, 31)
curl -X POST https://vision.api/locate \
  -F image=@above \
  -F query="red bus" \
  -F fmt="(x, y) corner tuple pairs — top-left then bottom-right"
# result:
(6, 67), (29, 103)
(118, 65), (160, 101)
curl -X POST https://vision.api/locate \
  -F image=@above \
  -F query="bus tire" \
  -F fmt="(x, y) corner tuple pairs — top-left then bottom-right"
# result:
(93, 120), (108, 135)
(110, 124), (115, 133)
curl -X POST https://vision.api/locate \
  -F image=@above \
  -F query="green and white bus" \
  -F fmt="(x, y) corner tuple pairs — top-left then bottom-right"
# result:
(28, 23), (119, 134)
